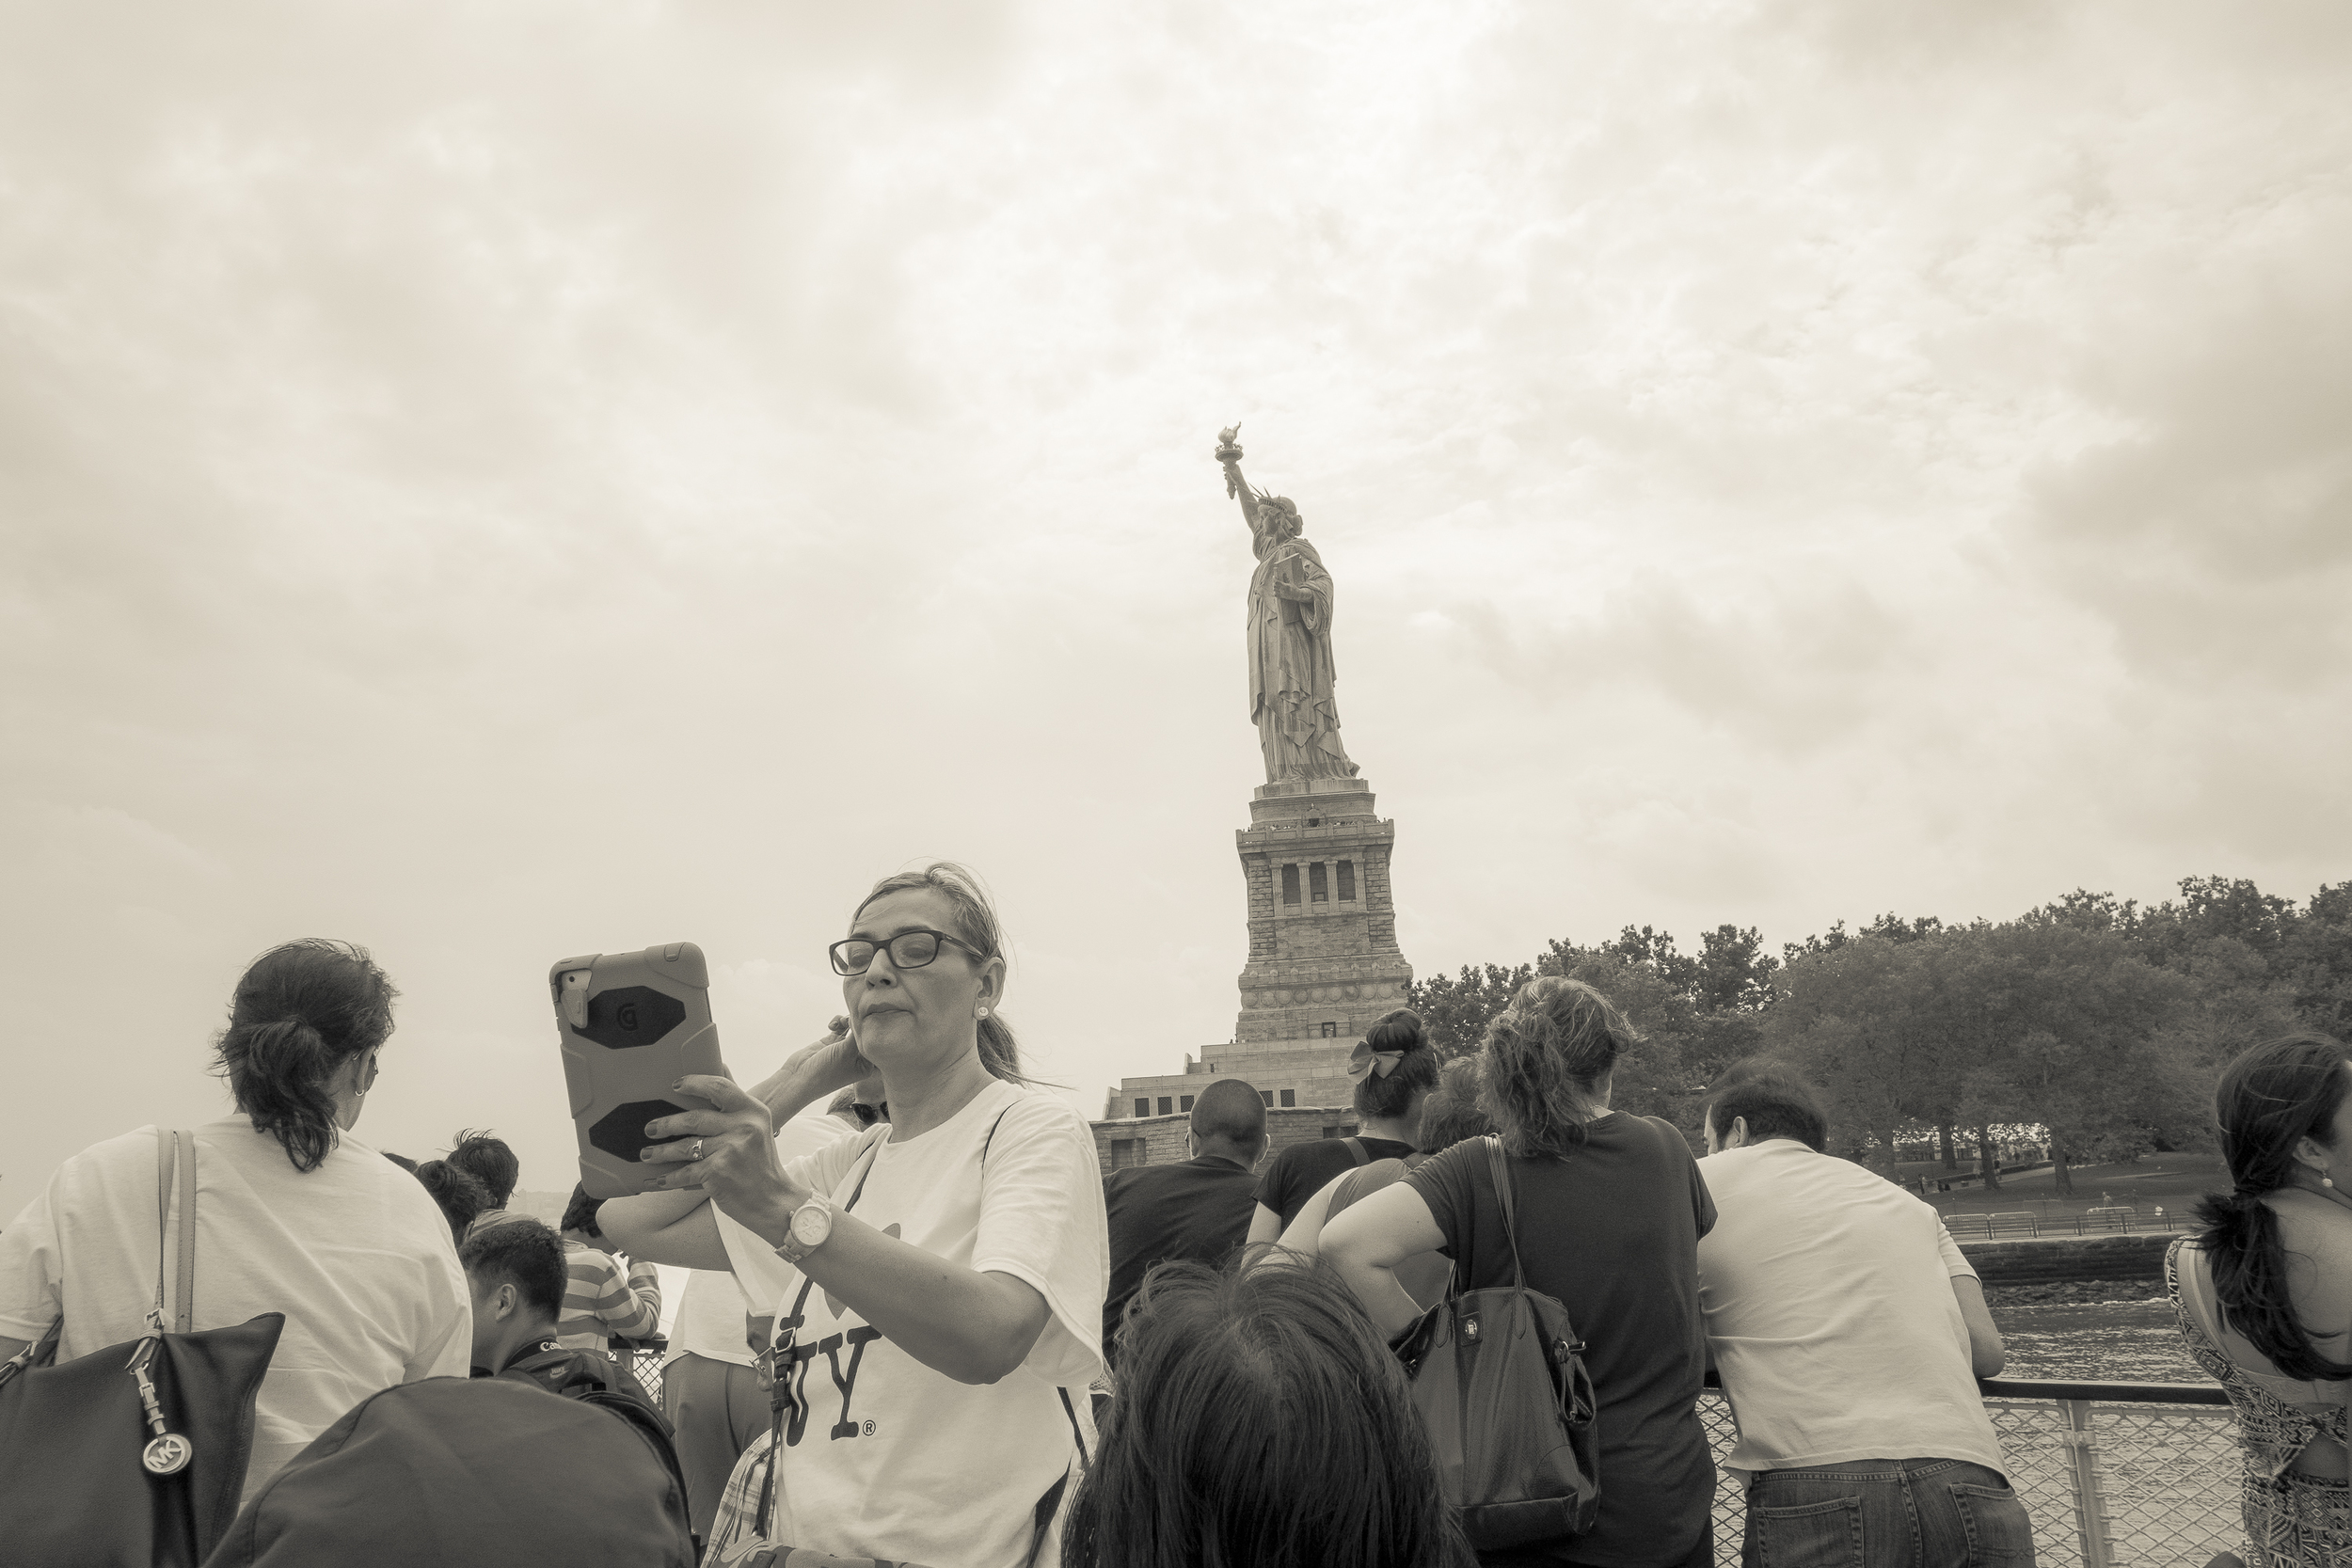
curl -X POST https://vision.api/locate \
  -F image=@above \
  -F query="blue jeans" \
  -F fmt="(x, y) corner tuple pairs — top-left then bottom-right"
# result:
(1743, 1460), (2036, 1568)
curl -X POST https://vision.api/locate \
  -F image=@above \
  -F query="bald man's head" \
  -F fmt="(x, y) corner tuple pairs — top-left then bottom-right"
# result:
(1190, 1078), (1268, 1166)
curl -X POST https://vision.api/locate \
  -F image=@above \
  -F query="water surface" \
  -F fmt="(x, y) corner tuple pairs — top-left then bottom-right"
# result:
(1991, 1297), (2201, 1385)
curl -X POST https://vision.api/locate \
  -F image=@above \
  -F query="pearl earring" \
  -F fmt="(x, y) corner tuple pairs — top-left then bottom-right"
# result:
(977, 1006), (990, 1019)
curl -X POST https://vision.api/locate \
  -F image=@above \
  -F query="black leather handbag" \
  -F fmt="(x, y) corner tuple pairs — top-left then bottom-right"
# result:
(0, 1128), (285, 1567)
(1394, 1138), (1601, 1552)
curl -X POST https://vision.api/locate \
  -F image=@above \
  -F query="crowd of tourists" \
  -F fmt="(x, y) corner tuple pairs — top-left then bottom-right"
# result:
(3, 859), (2348, 1568)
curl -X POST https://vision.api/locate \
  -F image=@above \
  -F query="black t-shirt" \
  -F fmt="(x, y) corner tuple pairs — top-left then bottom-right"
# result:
(1406, 1118), (1716, 1568)
(1102, 1155), (1261, 1364)
(1253, 1135), (1415, 1229)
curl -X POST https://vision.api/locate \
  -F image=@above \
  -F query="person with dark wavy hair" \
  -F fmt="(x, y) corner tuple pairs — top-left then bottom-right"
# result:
(0, 940), (470, 1511)
(2169, 1033), (2352, 1565)
(1062, 1259), (1471, 1568)
(450, 1128), (522, 1238)
(1324, 974), (1717, 1568)
(1245, 1008), (1441, 1244)
(413, 1159), (493, 1247)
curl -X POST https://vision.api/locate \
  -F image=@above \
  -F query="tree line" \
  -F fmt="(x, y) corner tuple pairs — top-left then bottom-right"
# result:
(1404, 877), (2352, 1196)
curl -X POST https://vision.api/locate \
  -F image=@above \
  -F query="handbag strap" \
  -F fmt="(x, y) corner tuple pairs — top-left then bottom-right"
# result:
(174, 1130), (197, 1334)
(779, 1131), (885, 1331)
(1343, 1136), (1371, 1168)
(1483, 1137), (1527, 1292)
(755, 1097), (1020, 1539)
(151, 1128), (198, 1333)
(758, 1130), (885, 1538)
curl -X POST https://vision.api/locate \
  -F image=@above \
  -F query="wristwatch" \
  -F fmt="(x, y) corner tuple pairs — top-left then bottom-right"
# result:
(772, 1193), (834, 1266)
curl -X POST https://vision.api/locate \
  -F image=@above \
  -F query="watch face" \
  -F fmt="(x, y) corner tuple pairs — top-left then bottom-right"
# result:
(791, 1203), (830, 1247)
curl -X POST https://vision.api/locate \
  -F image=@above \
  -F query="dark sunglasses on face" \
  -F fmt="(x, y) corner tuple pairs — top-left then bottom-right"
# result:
(828, 927), (989, 977)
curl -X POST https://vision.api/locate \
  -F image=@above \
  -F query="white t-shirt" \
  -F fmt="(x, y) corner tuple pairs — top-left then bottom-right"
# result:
(713, 1080), (1108, 1568)
(0, 1117), (472, 1507)
(671, 1115), (859, 1370)
(1695, 1138), (2005, 1474)
(713, 1108), (866, 1331)
(667, 1269), (755, 1368)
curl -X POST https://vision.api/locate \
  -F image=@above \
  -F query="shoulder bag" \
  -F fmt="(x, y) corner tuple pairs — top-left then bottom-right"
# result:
(1393, 1137), (1600, 1552)
(0, 1128), (285, 1567)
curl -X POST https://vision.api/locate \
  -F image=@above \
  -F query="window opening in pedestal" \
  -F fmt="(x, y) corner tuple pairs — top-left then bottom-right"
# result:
(1337, 861), (1356, 901)
(1180, 1095), (1194, 1112)
(1156, 1097), (1172, 1117)
(1279, 1088), (1295, 1107)
(1260, 1090), (1273, 1107)
(1281, 864), (1301, 906)
(1320, 1022), (1338, 1037)
(1132, 1098), (1149, 1118)
(1110, 1139), (1139, 1169)
(1309, 863), (1328, 902)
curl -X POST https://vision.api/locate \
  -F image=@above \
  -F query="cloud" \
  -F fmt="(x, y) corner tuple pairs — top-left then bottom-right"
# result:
(4, 0), (2350, 1207)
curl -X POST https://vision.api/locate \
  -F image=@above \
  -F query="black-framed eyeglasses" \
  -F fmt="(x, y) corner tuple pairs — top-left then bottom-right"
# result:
(828, 928), (987, 977)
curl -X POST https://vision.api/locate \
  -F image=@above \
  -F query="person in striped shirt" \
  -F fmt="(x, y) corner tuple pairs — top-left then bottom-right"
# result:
(558, 1186), (663, 1353)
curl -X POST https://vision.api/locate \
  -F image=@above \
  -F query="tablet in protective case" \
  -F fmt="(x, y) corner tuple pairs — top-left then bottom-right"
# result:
(550, 942), (726, 1200)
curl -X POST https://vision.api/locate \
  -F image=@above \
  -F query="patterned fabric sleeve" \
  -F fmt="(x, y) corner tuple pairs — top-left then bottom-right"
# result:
(623, 1258), (663, 1336)
(562, 1248), (662, 1343)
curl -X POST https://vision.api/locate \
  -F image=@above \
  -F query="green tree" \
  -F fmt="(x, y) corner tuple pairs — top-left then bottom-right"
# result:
(1762, 932), (1963, 1171)
(2282, 881), (2352, 1037)
(1405, 962), (1532, 1059)
(1955, 919), (2201, 1195)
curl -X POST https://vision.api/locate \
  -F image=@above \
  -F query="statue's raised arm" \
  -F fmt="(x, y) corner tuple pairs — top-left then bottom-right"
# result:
(1216, 424), (1266, 539)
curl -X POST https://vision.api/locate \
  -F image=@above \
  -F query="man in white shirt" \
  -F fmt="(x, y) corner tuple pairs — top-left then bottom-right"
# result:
(1696, 1062), (2034, 1568)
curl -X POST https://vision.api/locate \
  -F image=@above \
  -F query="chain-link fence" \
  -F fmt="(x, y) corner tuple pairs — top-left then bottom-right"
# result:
(631, 1339), (2241, 1565)
(625, 1346), (668, 1409)
(1699, 1387), (2245, 1567)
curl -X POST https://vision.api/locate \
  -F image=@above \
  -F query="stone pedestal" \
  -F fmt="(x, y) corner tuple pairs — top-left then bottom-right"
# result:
(1096, 774), (1416, 1131)
(1232, 775), (1413, 1045)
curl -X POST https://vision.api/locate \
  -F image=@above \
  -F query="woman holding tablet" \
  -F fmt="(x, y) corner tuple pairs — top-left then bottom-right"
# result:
(600, 863), (1107, 1568)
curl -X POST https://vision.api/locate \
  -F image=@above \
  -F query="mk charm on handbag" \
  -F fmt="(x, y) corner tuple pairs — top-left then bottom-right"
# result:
(127, 1329), (194, 1475)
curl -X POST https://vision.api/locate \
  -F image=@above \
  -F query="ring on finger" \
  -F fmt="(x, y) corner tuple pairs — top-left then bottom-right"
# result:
(691, 1138), (705, 1162)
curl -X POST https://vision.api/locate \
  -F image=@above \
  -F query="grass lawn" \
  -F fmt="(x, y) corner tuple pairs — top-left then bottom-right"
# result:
(1897, 1152), (2226, 1224)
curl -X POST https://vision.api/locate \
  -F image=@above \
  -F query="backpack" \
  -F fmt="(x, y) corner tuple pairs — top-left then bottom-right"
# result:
(203, 1377), (695, 1567)
(497, 1342), (686, 1505)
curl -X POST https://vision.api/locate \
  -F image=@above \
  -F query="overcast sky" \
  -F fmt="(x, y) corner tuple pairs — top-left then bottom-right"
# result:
(6, 0), (2348, 1210)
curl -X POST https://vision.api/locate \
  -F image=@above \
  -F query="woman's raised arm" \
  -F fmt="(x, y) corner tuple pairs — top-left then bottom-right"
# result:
(597, 1191), (727, 1272)
(1320, 1180), (1446, 1338)
(640, 1076), (1069, 1386)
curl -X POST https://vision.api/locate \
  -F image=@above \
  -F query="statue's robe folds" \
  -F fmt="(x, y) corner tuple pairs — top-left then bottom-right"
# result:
(1247, 528), (1359, 783)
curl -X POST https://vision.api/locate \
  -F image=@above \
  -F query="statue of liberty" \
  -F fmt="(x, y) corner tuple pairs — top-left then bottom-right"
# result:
(1216, 426), (1360, 785)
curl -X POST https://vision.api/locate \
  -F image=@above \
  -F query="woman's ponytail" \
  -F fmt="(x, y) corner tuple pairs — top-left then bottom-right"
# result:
(2199, 1034), (2352, 1381)
(977, 1011), (1028, 1086)
(211, 940), (398, 1173)
(227, 1018), (342, 1172)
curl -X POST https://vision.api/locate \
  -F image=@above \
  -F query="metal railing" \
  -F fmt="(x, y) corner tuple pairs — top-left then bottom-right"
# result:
(1940, 1208), (2185, 1240)
(1700, 1378), (2244, 1567)
(628, 1345), (2245, 1567)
